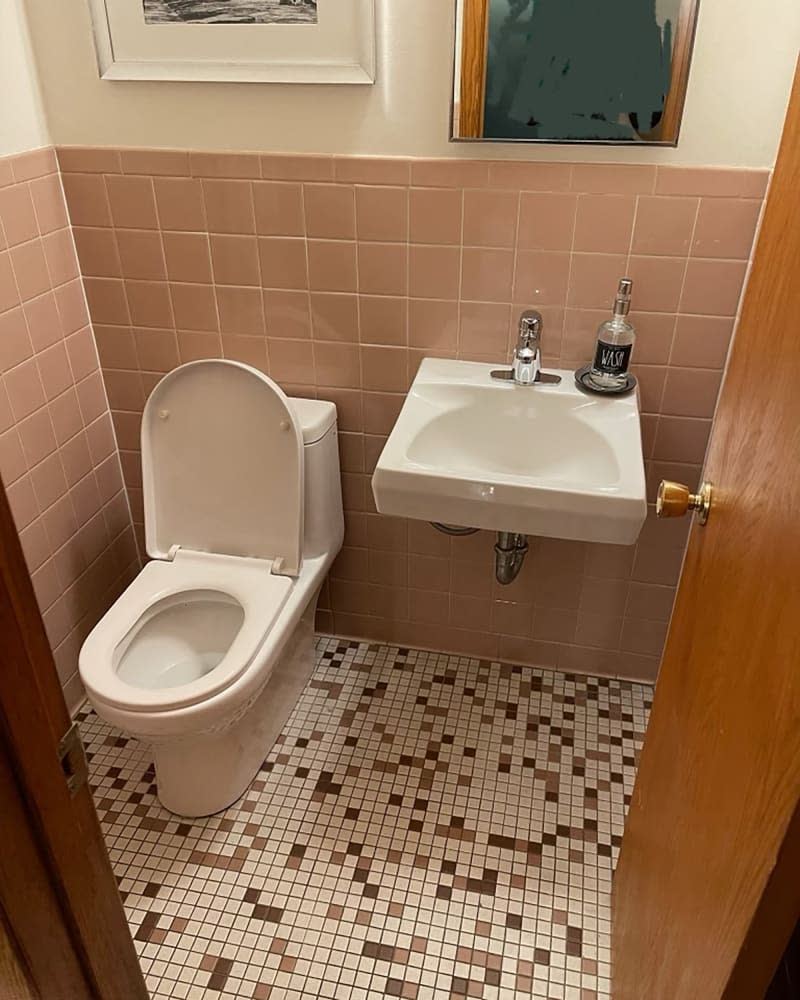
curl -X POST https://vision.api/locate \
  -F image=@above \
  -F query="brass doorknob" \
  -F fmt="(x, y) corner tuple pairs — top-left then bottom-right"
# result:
(656, 480), (713, 524)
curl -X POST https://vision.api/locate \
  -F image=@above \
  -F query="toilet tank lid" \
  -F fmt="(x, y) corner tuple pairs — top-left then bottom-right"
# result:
(290, 398), (337, 445)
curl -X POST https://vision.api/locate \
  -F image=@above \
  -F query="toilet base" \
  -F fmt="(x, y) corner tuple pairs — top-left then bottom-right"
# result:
(152, 597), (318, 817)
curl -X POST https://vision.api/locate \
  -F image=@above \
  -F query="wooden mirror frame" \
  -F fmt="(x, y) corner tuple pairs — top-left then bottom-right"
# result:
(454, 0), (700, 145)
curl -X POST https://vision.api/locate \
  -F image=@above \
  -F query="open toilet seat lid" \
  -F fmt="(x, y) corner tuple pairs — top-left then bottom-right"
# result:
(142, 360), (304, 575)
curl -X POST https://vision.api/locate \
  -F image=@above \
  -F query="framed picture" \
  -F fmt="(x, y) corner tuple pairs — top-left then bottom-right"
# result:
(87, 0), (375, 84)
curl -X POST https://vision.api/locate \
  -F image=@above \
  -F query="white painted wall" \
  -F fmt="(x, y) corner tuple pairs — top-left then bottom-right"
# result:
(21, 0), (800, 166)
(0, 0), (48, 155)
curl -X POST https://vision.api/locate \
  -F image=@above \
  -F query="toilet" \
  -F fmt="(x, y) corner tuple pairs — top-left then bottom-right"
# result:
(79, 359), (344, 817)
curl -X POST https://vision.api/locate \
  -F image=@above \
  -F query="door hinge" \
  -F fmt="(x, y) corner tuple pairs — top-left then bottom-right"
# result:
(58, 722), (88, 797)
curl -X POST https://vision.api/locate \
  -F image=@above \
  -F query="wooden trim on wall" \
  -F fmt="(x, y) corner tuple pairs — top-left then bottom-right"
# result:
(0, 477), (148, 1000)
(458, 0), (489, 138)
(660, 0), (700, 142)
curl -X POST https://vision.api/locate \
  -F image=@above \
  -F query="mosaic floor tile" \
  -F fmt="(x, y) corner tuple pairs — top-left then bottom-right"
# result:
(78, 637), (652, 1000)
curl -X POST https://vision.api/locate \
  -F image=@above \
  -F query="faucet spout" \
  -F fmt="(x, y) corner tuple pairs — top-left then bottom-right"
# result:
(512, 310), (543, 385)
(490, 308), (561, 386)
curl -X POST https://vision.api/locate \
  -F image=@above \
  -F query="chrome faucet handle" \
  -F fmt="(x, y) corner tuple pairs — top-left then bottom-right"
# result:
(516, 310), (543, 353)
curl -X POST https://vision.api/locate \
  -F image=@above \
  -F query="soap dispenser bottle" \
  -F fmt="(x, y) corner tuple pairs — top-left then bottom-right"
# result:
(588, 278), (635, 391)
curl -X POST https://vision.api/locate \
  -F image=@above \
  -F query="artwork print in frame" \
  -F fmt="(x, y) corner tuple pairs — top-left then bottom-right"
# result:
(86, 0), (374, 83)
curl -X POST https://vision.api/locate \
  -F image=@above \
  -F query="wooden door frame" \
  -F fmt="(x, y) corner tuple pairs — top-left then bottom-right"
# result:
(0, 478), (148, 999)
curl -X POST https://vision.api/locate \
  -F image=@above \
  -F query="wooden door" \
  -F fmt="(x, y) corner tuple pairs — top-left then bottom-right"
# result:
(0, 476), (148, 999)
(612, 68), (800, 998)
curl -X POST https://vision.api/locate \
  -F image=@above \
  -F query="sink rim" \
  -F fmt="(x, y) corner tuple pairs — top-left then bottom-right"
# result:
(378, 358), (646, 500)
(372, 357), (648, 543)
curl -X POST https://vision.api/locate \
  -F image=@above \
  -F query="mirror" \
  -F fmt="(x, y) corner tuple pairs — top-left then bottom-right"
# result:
(453, 0), (699, 145)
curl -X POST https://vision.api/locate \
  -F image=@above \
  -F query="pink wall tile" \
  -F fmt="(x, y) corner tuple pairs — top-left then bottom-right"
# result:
(409, 189), (462, 246)
(573, 194), (636, 254)
(517, 193), (576, 251)
(691, 198), (762, 260)
(48, 146), (766, 686)
(463, 189), (518, 248)
(632, 196), (698, 256)
(355, 186), (408, 243)
(304, 184), (356, 241)
(1, 150), (137, 711)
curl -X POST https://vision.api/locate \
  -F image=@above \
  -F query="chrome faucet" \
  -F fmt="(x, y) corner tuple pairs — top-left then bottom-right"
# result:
(491, 309), (561, 386)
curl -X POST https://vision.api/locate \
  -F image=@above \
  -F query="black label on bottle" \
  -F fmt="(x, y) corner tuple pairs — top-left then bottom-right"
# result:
(593, 340), (632, 376)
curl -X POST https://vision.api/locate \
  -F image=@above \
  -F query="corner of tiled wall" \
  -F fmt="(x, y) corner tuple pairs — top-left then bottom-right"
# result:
(0, 146), (140, 713)
(53, 145), (769, 684)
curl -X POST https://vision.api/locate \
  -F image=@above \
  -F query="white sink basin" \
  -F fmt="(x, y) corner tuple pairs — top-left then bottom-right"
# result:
(372, 358), (647, 545)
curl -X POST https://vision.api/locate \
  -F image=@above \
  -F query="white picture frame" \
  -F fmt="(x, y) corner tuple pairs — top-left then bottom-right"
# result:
(86, 0), (375, 84)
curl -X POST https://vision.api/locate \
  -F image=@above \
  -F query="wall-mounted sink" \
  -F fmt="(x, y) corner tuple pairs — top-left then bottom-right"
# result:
(372, 359), (647, 545)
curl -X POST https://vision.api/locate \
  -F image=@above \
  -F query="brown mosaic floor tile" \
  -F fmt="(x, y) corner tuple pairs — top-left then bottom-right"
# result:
(78, 636), (651, 999)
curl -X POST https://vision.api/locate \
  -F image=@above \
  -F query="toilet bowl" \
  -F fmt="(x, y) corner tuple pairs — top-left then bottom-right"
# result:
(79, 359), (344, 817)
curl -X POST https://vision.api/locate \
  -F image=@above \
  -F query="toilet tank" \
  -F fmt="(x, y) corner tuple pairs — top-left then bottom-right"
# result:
(289, 398), (344, 561)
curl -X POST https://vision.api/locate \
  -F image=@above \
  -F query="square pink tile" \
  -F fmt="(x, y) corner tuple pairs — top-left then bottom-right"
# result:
(408, 299), (458, 351)
(0, 184), (40, 246)
(263, 290), (312, 339)
(573, 194), (636, 254)
(314, 342), (360, 388)
(11, 241), (51, 301)
(42, 229), (80, 287)
(0, 306), (33, 371)
(517, 193), (577, 251)
(310, 293), (359, 342)
(304, 184), (356, 240)
(462, 189), (518, 248)
(162, 232), (213, 284)
(514, 251), (570, 306)
(625, 256), (686, 313)
(210, 234), (260, 286)
(661, 368), (723, 419)
(253, 181), (304, 237)
(73, 227), (122, 278)
(408, 246), (461, 300)
(170, 283), (217, 332)
(23, 292), (63, 351)
(258, 238), (309, 290)
(691, 198), (761, 259)
(153, 178), (206, 232)
(459, 302), (510, 359)
(409, 189), (462, 245)
(105, 175), (159, 230)
(216, 286), (265, 335)
(61, 174), (112, 228)
(38, 341), (76, 400)
(357, 243), (407, 296)
(358, 296), (407, 346)
(461, 247), (514, 303)
(116, 229), (166, 281)
(134, 327), (179, 372)
(126, 280), (173, 328)
(29, 174), (69, 234)
(632, 196), (698, 256)
(202, 179), (255, 235)
(680, 259), (748, 316)
(355, 186), (408, 243)
(670, 315), (734, 369)
(567, 253), (628, 309)
(177, 330), (222, 363)
(307, 240), (357, 293)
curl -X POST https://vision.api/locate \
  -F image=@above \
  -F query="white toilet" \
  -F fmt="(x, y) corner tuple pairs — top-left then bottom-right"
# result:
(79, 359), (344, 817)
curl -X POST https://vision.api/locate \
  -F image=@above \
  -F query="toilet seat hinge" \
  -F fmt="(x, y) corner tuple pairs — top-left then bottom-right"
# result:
(166, 544), (181, 561)
(270, 556), (285, 575)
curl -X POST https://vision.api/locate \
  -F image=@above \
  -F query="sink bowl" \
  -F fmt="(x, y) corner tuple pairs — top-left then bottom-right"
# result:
(372, 358), (647, 544)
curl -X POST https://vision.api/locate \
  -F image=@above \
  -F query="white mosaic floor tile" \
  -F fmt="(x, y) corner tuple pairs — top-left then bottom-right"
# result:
(78, 637), (652, 1000)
